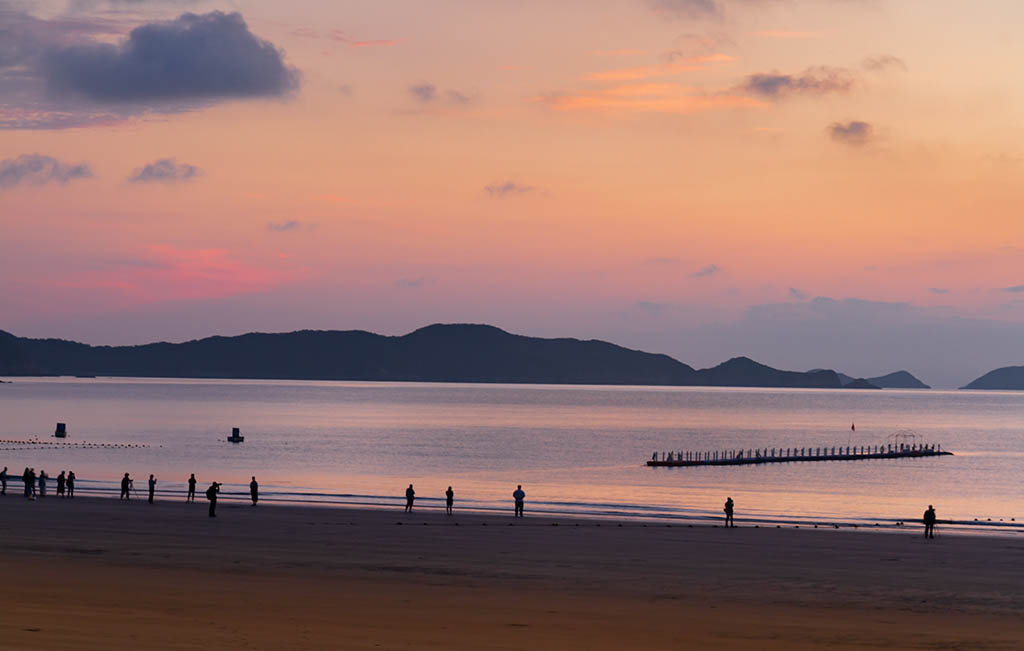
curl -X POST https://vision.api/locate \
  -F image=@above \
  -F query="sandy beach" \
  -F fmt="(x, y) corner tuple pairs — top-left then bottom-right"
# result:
(0, 495), (1021, 650)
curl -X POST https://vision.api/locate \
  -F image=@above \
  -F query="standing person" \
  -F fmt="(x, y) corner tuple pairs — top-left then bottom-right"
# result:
(1, 466), (7, 496)
(724, 497), (735, 528)
(23, 468), (31, 499)
(56, 471), (66, 497)
(923, 505), (937, 539)
(249, 476), (258, 506)
(206, 482), (221, 517)
(148, 474), (157, 504)
(66, 471), (75, 498)
(445, 486), (454, 516)
(38, 470), (47, 497)
(512, 485), (526, 518)
(405, 484), (415, 513)
(187, 474), (197, 502)
(120, 473), (132, 500)
(29, 468), (36, 497)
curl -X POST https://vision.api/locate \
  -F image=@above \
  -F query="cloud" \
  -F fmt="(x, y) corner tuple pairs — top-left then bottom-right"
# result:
(537, 82), (763, 115)
(408, 84), (437, 102)
(862, 55), (906, 72)
(128, 158), (199, 183)
(739, 67), (855, 98)
(41, 11), (299, 103)
(789, 287), (808, 300)
(1002, 285), (1024, 293)
(395, 277), (427, 289)
(485, 181), (533, 198)
(0, 153), (93, 189)
(828, 120), (873, 146)
(267, 220), (302, 232)
(928, 287), (949, 295)
(585, 53), (735, 81)
(690, 263), (719, 278)
(408, 83), (474, 105)
(647, 0), (722, 19)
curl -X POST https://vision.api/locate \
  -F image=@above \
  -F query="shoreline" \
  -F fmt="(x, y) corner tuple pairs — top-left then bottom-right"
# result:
(1, 495), (1022, 649)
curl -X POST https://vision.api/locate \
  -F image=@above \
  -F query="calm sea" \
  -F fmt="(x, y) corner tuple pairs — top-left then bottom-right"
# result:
(1, 377), (1021, 533)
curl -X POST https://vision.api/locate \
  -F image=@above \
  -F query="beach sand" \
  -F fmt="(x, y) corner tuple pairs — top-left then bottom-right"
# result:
(0, 496), (1021, 649)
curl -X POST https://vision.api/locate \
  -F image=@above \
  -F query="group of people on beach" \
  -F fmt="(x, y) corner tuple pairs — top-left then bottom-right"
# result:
(1, 466), (76, 499)
(404, 483), (528, 517)
(115, 472), (260, 517)
(2, 465), (940, 535)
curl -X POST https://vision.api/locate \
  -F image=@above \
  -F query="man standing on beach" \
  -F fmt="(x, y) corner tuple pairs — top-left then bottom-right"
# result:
(67, 471), (75, 498)
(513, 485), (525, 518)
(724, 497), (735, 528)
(148, 474), (156, 504)
(187, 474), (197, 502)
(445, 486), (454, 515)
(1, 466), (6, 495)
(405, 484), (415, 513)
(923, 505), (937, 539)
(250, 476), (258, 506)
(206, 482), (220, 517)
(120, 473), (132, 500)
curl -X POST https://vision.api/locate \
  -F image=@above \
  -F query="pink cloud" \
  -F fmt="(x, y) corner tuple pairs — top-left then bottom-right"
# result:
(585, 53), (735, 81)
(537, 83), (763, 114)
(329, 31), (401, 48)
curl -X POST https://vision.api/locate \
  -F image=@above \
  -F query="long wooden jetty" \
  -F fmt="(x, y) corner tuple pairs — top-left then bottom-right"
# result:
(648, 443), (951, 467)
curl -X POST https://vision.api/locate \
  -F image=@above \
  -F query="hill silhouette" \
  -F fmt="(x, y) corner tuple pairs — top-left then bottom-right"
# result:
(866, 370), (930, 389)
(961, 365), (1024, 390)
(0, 324), (851, 388)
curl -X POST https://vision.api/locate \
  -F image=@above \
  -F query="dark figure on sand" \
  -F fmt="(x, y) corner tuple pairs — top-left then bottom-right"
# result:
(23, 468), (31, 499)
(38, 470), (47, 497)
(120, 473), (132, 500)
(724, 497), (735, 528)
(445, 486), (454, 515)
(148, 475), (156, 504)
(923, 505), (937, 539)
(29, 468), (36, 497)
(187, 474), (197, 502)
(250, 477), (258, 505)
(405, 484), (415, 513)
(1, 466), (6, 495)
(206, 482), (221, 517)
(67, 471), (75, 498)
(56, 471), (66, 497)
(513, 485), (526, 518)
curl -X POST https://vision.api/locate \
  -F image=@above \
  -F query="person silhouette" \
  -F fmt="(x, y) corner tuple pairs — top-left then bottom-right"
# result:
(923, 505), (937, 539)
(148, 474), (157, 504)
(56, 471), (66, 497)
(187, 473), (197, 502)
(66, 471), (75, 498)
(22, 468), (31, 499)
(250, 476), (258, 506)
(512, 485), (525, 518)
(120, 473), (132, 500)
(405, 484), (415, 513)
(38, 470), (47, 497)
(29, 468), (36, 497)
(724, 497), (735, 528)
(0, 466), (7, 496)
(445, 486), (454, 516)
(206, 482), (221, 517)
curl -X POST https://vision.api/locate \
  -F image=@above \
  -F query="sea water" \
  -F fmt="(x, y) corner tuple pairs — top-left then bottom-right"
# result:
(0, 377), (1020, 533)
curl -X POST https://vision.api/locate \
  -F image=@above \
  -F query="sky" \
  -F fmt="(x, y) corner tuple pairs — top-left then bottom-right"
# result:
(2, 0), (1024, 388)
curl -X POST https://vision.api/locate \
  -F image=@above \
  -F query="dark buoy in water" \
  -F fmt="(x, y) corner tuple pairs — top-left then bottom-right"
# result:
(227, 427), (244, 443)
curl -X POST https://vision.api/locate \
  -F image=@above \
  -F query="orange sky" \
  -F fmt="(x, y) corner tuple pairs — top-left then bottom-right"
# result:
(2, 0), (1024, 386)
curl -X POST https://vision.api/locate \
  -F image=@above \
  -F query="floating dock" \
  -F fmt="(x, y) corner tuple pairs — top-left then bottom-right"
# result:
(648, 443), (951, 467)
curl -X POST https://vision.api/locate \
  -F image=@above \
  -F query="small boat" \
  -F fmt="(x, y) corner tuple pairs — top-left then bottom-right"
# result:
(227, 427), (244, 443)
(54, 422), (68, 438)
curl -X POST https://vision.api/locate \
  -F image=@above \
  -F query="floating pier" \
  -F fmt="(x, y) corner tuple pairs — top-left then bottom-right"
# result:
(226, 427), (245, 443)
(648, 443), (951, 467)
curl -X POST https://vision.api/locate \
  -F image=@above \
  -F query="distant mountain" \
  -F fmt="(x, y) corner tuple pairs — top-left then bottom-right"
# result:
(812, 368), (930, 389)
(843, 378), (881, 390)
(961, 366), (1024, 390)
(0, 324), (845, 389)
(866, 370), (930, 389)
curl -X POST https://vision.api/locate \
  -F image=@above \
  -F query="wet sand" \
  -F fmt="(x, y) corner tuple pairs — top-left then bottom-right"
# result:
(0, 495), (1021, 649)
